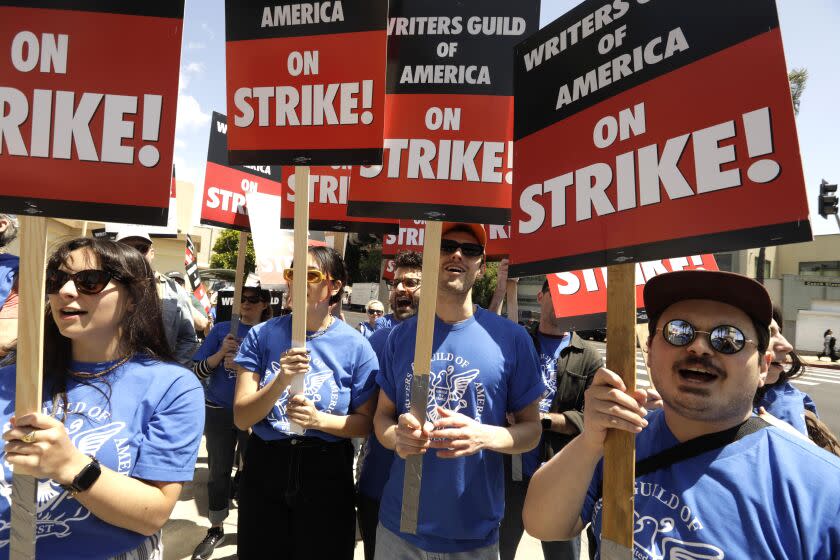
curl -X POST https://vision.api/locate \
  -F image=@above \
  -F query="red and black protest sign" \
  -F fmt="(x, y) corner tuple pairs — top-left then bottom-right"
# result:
(202, 111), (283, 231)
(546, 254), (718, 331)
(347, 0), (540, 224)
(509, 0), (811, 277)
(225, 0), (388, 166)
(382, 258), (396, 281)
(485, 223), (511, 261)
(382, 219), (426, 256)
(185, 234), (212, 315)
(279, 165), (396, 234)
(0, 1), (183, 224)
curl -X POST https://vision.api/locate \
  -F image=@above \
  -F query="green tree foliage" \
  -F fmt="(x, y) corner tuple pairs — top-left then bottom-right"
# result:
(472, 261), (499, 309)
(209, 229), (256, 275)
(344, 243), (382, 283)
(788, 67), (808, 117)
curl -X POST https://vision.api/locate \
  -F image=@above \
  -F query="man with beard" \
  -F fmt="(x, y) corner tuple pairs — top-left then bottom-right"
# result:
(524, 270), (840, 559)
(373, 223), (544, 559)
(500, 279), (602, 560)
(357, 250), (422, 560)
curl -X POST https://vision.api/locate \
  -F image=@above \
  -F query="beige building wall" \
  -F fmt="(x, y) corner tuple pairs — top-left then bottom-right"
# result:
(775, 233), (840, 277)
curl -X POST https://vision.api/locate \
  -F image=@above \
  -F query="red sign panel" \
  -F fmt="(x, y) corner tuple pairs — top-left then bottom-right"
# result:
(201, 112), (283, 231)
(225, 1), (388, 166)
(347, 0), (540, 224)
(279, 165), (396, 234)
(546, 255), (719, 331)
(382, 258), (396, 281)
(0, 2), (183, 224)
(509, 0), (811, 276)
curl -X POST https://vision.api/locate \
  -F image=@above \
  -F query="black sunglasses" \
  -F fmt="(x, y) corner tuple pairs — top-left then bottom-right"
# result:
(659, 319), (757, 355)
(241, 295), (263, 304)
(440, 239), (484, 258)
(46, 269), (118, 296)
(387, 277), (421, 289)
(367, 309), (384, 316)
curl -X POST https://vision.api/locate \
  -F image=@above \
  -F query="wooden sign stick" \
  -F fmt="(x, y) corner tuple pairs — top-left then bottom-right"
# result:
(289, 166), (311, 435)
(400, 220), (442, 534)
(228, 231), (249, 338)
(601, 263), (636, 560)
(506, 280), (524, 481)
(10, 216), (48, 559)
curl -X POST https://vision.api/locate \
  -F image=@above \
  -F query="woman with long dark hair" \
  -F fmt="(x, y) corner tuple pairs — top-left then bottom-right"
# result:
(755, 306), (817, 435)
(0, 238), (204, 558)
(191, 283), (271, 560)
(233, 246), (378, 560)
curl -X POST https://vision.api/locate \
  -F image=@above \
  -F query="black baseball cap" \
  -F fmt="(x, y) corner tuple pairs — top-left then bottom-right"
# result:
(644, 270), (772, 329)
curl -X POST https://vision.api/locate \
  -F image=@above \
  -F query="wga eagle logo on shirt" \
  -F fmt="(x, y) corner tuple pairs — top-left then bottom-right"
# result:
(0, 415), (128, 545)
(404, 353), (486, 422)
(264, 358), (339, 432)
(539, 353), (558, 412)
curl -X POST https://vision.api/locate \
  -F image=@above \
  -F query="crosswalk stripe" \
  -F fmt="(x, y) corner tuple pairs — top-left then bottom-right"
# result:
(799, 375), (840, 385)
(791, 380), (819, 386)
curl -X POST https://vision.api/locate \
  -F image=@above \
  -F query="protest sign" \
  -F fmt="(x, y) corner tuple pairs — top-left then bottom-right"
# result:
(382, 220), (510, 261)
(347, 0), (540, 224)
(247, 191), (294, 288)
(225, 0), (388, 165)
(510, 0), (811, 277)
(201, 112), (283, 231)
(0, 2), (183, 225)
(485, 223), (511, 261)
(545, 254), (718, 331)
(280, 165), (396, 233)
(185, 235), (212, 315)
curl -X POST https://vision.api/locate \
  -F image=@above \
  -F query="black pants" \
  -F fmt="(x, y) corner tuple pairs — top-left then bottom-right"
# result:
(499, 455), (580, 560)
(357, 492), (380, 560)
(237, 434), (356, 560)
(204, 404), (248, 525)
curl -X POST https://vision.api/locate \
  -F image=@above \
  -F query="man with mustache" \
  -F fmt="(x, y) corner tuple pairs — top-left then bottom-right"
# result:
(357, 250), (422, 560)
(523, 270), (840, 559)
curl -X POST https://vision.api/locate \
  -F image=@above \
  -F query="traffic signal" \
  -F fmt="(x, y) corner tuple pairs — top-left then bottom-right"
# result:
(819, 179), (838, 219)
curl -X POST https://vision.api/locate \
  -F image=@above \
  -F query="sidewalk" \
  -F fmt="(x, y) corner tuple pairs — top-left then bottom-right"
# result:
(801, 354), (840, 370)
(162, 439), (569, 559)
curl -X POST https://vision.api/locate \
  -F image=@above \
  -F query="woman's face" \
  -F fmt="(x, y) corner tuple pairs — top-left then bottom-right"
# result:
(367, 303), (384, 325)
(287, 253), (338, 311)
(240, 288), (268, 323)
(47, 248), (132, 348)
(766, 318), (793, 384)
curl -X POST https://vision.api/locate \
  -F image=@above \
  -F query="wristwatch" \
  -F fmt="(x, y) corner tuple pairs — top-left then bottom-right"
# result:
(61, 456), (101, 497)
(540, 413), (552, 431)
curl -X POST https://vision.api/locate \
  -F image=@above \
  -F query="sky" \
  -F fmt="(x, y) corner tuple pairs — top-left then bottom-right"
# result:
(174, 0), (840, 237)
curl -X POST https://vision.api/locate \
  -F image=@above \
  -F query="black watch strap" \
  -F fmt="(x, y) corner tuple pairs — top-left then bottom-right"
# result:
(541, 414), (552, 431)
(61, 456), (101, 497)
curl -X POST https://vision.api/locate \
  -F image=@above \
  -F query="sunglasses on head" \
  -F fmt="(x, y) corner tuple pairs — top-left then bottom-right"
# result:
(659, 319), (757, 355)
(46, 269), (118, 296)
(282, 268), (328, 284)
(387, 277), (421, 289)
(367, 309), (384, 316)
(440, 239), (484, 258)
(241, 295), (263, 304)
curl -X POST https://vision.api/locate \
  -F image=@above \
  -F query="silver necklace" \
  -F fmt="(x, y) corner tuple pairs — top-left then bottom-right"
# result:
(306, 316), (334, 340)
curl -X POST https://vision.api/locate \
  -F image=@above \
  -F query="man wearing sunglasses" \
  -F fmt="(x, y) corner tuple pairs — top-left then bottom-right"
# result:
(524, 270), (840, 559)
(115, 230), (198, 366)
(357, 250), (423, 560)
(373, 223), (543, 559)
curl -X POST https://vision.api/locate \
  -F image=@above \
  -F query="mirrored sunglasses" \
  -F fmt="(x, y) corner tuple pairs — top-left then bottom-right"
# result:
(659, 319), (757, 355)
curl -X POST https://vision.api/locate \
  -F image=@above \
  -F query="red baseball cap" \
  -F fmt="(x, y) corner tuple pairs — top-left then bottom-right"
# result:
(441, 222), (487, 247)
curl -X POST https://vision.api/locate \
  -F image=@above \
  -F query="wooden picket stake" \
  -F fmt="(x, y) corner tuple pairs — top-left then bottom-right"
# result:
(289, 166), (311, 435)
(228, 231), (248, 338)
(506, 279), (524, 482)
(400, 220), (442, 534)
(10, 216), (48, 559)
(601, 263), (637, 559)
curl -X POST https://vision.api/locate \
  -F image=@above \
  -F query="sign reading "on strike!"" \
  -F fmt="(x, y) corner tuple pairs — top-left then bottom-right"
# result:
(225, 0), (388, 166)
(510, 0), (812, 276)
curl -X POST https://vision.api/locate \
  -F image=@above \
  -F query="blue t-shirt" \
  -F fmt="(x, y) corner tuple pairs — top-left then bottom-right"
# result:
(377, 307), (544, 552)
(194, 320), (256, 409)
(359, 321), (377, 339)
(0, 357), (204, 559)
(756, 381), (819, 436)
(522, 332), (571, 477)
(358, 325), (396, 501)
(234, 315), (378, 442)
(582, 409), (840, 560)
(377, 313), (395, 329)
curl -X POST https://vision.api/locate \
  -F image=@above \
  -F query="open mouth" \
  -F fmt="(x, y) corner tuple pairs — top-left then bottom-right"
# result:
(59, 308), (87, 318)
(677, 367), (720, 384)
(444, 264), (465, 274)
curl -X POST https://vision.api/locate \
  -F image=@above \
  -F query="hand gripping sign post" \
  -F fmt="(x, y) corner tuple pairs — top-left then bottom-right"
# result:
(347, 0), (540, 534)
(510, 1), (811, 556)
(0, 2), (183, 556)
(224, 2), (388, 433)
